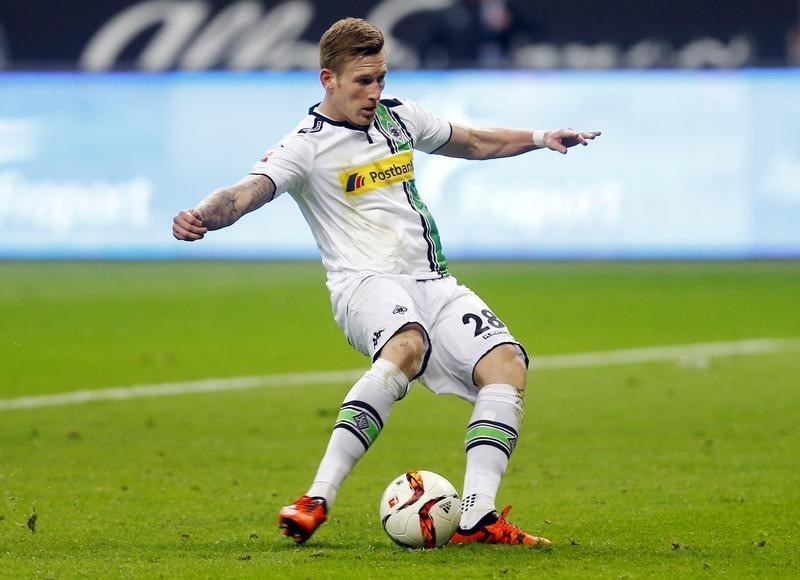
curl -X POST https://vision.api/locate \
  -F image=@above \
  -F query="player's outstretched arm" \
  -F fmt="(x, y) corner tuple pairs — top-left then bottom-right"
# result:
(435, 124), (601, 160)
(172, 174), (275, 241)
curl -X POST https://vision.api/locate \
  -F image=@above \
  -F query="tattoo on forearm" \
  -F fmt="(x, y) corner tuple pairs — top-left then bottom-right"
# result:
(198, 177), (273, 230)
(226, 196), (239, 215)
(197, 189), (241, 230)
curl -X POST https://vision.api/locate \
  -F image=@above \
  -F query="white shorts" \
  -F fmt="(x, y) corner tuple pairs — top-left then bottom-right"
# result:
(333, 274), (528, 403)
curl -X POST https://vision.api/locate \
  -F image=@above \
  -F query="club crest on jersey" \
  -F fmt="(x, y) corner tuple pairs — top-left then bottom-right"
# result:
(385, 121), (404, 142)
(340, 151), (415, 196)
(375, 107), (410, 147)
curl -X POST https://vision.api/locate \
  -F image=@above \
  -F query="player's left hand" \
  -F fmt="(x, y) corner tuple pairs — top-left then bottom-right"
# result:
(545, 129), (601, 154)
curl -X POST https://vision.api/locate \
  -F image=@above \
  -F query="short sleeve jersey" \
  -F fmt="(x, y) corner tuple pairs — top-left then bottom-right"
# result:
(251, 96), (452, 290)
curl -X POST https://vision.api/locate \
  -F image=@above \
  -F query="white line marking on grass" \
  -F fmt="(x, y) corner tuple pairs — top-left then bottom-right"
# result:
(2, 338), (798, 412)
(531, 337), (800, 369)
(0, 369), (366, 411)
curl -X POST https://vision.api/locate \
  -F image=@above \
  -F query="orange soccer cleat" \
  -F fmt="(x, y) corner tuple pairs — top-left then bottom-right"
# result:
(450, 505), (551, 546)
(278, 495), (328, 544)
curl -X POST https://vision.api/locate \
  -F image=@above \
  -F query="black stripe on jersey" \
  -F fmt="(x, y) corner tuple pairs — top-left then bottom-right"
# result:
(386, 107), (440, 272)
(307, 102), (372, 141)
(372, 106), (416, 153)
(429, 122), (454, 154)
(372, 108), (439, 273)
(403, 180), (439, 272)
(298, 117), (324, 134)
(385, 107), (416, 150)
(373, 117), (399, 154)
(379, 98), (403, 108)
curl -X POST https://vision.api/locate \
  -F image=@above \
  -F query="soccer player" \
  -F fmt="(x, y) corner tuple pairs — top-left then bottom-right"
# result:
(172, 17), (600, 546)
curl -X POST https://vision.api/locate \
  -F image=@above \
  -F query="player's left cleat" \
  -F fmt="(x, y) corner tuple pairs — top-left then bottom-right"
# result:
(278, 495), (327, 544)
(450, 505), (551, 546)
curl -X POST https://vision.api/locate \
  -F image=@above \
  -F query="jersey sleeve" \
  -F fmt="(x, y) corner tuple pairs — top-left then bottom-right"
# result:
(396, 98), (452, 154)
(250, 133), (313, 198)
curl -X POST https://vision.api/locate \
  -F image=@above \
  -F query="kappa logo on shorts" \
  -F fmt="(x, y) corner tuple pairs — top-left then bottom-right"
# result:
(392, 305), (408, 315)
(372, 329), (384, 348)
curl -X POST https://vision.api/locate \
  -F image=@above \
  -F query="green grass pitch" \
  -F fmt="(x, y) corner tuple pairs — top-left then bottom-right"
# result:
(1, 261), (799, 578)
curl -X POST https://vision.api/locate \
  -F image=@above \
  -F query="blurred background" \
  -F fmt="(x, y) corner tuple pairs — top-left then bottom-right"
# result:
(1, 0), (799, 259)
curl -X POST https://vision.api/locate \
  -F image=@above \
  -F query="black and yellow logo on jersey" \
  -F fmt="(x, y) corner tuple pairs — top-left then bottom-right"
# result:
(340, 151), (414, 196)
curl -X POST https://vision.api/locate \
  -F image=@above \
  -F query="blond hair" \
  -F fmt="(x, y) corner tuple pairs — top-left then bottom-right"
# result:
(319, 18), (385, 74)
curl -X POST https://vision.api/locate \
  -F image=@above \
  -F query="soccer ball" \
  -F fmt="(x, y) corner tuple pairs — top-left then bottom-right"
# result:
(379, 470), (461, 548)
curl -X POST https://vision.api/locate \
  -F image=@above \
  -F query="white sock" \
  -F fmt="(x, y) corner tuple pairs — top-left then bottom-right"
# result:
(459, 383), (524, 530)
(306, 358), (408, 508)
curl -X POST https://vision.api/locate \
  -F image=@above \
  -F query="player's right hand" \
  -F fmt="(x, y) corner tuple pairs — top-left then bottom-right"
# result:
(545, 128), (601, 154)
(172, 208), (208, 241)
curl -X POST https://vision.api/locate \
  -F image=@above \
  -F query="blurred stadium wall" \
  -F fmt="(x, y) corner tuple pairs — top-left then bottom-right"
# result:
(0, 1), (799, 259)
(1, 0), (799, 70)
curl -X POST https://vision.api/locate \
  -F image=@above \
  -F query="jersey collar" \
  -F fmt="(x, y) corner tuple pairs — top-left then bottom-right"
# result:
(308, 103), (372, 132)
(308, 103), (374, 143)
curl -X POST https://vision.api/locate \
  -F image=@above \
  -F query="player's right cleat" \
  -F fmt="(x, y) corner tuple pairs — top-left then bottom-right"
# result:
(278, 495), (328, 544)
(450, 505), (551, 546)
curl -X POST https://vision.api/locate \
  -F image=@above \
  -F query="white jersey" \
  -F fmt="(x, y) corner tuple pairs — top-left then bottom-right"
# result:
(251, 96), (452, 296)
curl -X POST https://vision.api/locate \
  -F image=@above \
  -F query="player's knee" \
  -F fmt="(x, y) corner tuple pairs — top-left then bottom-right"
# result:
(379, 325), (427, 379)
(474, 343), (528, 390)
